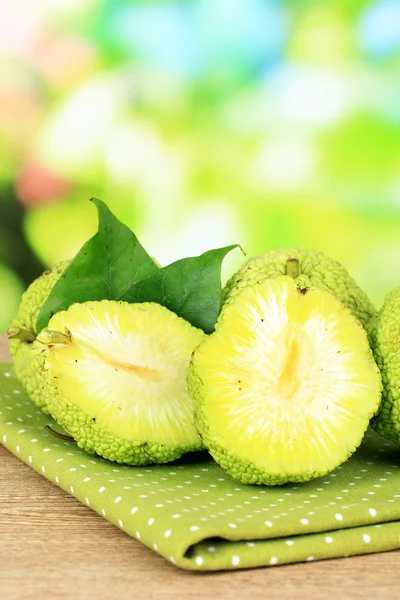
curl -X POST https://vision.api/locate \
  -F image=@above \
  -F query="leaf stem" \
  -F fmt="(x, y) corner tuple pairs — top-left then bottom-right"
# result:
(286, 258), (300, 279)
(45, 425), (74, 441)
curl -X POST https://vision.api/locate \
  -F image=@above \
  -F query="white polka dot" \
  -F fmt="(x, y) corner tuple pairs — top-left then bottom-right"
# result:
(99, 487), (106, 493)
(41, 466), (45, 473)
(56, 458), (63, 463)
(115, 496), (122, 504)
(190, 525), (199, 532)
(69, 468), (76, 472)
(164, 529), (172, 538)
(247, 542), (255, 547)
(265, 521), (273, 527)
(335, 513), (343, 521)
(228, 523), (237, 529)
(148, 518), (154, 526)
(232, 555), (240, 566)
(83, 477), (91, 483)
(208, 546), (216, 552)
(15, 445), (20, 453)
(269, 557), (278, 565)
(85, 498), (90, 505)
(286, 540), (294, 546)
(301, 518), (309, 525)
(70, 487), (74, 494)
(101, 509), (106, 516)
(55, 476), (59, 483)
(131, 506), (138, 514)
(153, 543), (158, 551)
(325, 536), (333, 544)
(31, 439), (37, 443)
(195, 556), (203, 566)
(28, 456), (32, 463)
(136, 531), (141, 539)
(369, 508), (377, 517)
(306, 556), (314, 561)
(363, 534), (371, 543)
(172, 514), (181, 519)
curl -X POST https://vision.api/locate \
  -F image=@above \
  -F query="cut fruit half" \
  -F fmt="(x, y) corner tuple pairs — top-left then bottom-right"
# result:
(35, 300), (205, 465)
(188, 277), (382, 485)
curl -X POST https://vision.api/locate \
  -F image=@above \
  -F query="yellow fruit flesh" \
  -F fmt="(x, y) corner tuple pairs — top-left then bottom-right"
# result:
(42, 301), (204, 447)
(196, 279), (381, 478)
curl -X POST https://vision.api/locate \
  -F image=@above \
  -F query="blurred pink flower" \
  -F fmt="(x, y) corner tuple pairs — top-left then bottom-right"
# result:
(15, 160), (72, 207)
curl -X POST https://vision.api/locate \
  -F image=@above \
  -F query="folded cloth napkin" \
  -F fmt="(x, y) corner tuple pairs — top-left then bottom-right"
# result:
(1, 362), (400, 571)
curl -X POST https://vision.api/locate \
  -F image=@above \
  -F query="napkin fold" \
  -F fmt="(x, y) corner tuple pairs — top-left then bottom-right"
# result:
(1, 362), (400, 571)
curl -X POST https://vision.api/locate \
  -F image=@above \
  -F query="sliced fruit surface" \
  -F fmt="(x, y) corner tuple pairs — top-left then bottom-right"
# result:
(36, 300), (205, 464)
(189, 277), (381, 484)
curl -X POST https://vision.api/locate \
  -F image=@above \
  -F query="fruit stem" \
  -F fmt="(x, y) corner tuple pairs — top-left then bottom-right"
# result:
(7, 327), (36, 343)
(286, 258), (300, 279)
(37, 329), (72, 346)
(45, 425), (74, 441)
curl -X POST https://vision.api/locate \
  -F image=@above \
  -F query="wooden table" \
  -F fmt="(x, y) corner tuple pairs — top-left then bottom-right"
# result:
(0, 334), (399, 599)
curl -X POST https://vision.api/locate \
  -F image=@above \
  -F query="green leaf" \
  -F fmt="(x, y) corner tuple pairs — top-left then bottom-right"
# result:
(119, 246), (238, 333)
(36, 198), (159, 333)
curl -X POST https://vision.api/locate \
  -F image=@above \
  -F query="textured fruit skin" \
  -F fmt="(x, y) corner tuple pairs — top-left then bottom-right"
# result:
(9, 262), (68, 413)
(42, 365), (200, 465)
(223, 247), (375, 330)
(35, 300), (205, 465)
(368, 287), (400, 444)
(189, 277), (381, 485)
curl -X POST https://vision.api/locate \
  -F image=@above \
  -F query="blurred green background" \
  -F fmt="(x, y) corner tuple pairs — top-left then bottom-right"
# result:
(1, 0), (400, 331)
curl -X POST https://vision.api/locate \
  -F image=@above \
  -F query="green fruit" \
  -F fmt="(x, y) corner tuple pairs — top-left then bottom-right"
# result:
(8, 262), (68, 413)
(34, 300), (205, 465)
(223, 248), (375, 330)
(188, 277), (381, 485)
(8, 257), (161, 414)
(368, 287), (400, 444)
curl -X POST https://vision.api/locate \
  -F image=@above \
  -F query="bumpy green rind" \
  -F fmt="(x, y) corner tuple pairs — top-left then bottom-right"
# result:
(42, 365), (202, 465)
(223, 248), (375, 330)
(189, 281), (381, 485)
(9, 262), (69, 413)
(368, 287), (400, 445)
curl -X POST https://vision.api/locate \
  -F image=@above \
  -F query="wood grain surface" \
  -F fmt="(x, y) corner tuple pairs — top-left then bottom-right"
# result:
(0, 333), (399, 600)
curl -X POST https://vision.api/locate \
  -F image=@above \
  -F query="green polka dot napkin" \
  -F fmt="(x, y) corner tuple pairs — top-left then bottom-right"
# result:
(1, 362), (400, 571)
